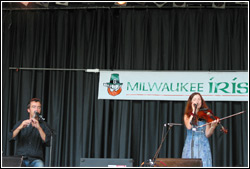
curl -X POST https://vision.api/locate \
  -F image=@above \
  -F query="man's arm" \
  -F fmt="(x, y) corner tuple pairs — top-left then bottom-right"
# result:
(31, 118), (46, 142)
(37, 127), (46, 142)
(12, 119), (31, 138)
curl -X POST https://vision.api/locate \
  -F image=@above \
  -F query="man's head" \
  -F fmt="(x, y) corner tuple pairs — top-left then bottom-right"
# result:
(27, 98), (42, 118)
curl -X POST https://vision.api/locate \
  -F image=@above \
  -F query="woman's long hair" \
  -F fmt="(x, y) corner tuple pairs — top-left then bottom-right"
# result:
(184, 92), (208, 120)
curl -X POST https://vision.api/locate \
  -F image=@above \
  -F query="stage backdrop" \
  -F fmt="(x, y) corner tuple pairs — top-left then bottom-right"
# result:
(2, 6), (248, 167)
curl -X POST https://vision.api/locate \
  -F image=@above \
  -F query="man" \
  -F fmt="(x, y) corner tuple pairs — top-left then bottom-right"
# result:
(9, 98), (51, 167)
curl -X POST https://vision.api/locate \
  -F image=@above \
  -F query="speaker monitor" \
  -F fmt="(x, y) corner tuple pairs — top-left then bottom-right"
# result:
(155, 158), (202, 167)
(80, 158), (133, 167)
(2, 156), (23, 167)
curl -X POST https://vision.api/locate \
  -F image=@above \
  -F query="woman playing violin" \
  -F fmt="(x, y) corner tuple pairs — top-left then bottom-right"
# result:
(182, 92), (219, 167)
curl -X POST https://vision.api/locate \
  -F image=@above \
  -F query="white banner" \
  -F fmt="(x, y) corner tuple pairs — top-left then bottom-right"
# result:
(98, 71), (248, 101)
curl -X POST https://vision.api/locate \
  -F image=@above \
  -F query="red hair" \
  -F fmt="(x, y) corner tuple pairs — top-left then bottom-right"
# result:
(184, 92), (208, 120)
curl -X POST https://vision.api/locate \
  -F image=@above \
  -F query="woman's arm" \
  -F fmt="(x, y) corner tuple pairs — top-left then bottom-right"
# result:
(184, 114), (193, 130)
(205, 119), (219, 138)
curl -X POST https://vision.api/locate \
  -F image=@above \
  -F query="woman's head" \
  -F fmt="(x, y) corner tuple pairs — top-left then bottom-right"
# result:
(184, 92), (208, 117)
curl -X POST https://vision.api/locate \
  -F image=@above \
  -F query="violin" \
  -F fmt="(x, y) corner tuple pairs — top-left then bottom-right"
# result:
(195, 111), (245, 134)
(197, 109), (219, 122)
(196, 109), (228, 134)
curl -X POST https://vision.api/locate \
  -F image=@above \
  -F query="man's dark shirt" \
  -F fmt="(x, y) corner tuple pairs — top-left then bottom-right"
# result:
(9, 119), (51, 161)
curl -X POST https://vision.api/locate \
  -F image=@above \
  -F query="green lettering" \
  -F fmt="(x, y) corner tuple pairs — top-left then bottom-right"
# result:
(209, 77), (214, 93)
(237, 82), (248, 94)
(143, 83), (148, 91)
(170, 83), (176, 91)
(127, 82), (138, 91)
(232, 78), (237, 93)
(162, 83), (170, 91)
(190, 83), (196, 92)
(180, 83), (188, 92)
(149, 82), (162, 91)
(197, 83), (203, 92)
(214, 82), (230, 93)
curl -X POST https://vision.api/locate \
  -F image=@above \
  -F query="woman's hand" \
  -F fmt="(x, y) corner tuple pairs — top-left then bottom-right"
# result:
(211, 118), (220, 128)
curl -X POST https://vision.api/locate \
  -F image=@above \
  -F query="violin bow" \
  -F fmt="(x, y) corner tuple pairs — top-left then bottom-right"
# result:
(195, 111), (245, 129)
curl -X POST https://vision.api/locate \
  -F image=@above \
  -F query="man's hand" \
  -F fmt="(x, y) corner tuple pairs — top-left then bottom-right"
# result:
(31, 118), (41, 129)
(19, 119), (32, 129)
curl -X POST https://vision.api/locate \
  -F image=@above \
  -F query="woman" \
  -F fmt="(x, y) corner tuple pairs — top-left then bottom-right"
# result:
(182, 92), (219, 167)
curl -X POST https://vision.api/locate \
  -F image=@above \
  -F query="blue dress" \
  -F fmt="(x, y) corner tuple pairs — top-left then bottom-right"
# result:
(182, 120), (212, 167)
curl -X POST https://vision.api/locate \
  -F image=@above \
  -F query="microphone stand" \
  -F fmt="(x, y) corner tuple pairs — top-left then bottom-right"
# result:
(37, 115), (55, 167)
(151, 124), (173, 166)
(140, 124), (171, 167)
(140, 123), (182, 167)
(190, 105), (197, 158)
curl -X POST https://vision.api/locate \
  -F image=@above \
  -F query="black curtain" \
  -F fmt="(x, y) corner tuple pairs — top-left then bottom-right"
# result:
(2, 8), (248, 167)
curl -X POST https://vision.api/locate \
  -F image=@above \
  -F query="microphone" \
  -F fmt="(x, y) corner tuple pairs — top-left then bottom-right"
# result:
(194, 103), (197, 108)
(35, 111), (39, 117)
(35, 112), (45, 121)
(167, 123), (183, 126)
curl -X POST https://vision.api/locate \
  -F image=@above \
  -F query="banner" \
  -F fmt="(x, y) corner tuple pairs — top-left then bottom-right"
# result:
(98, 71), (248, 101)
